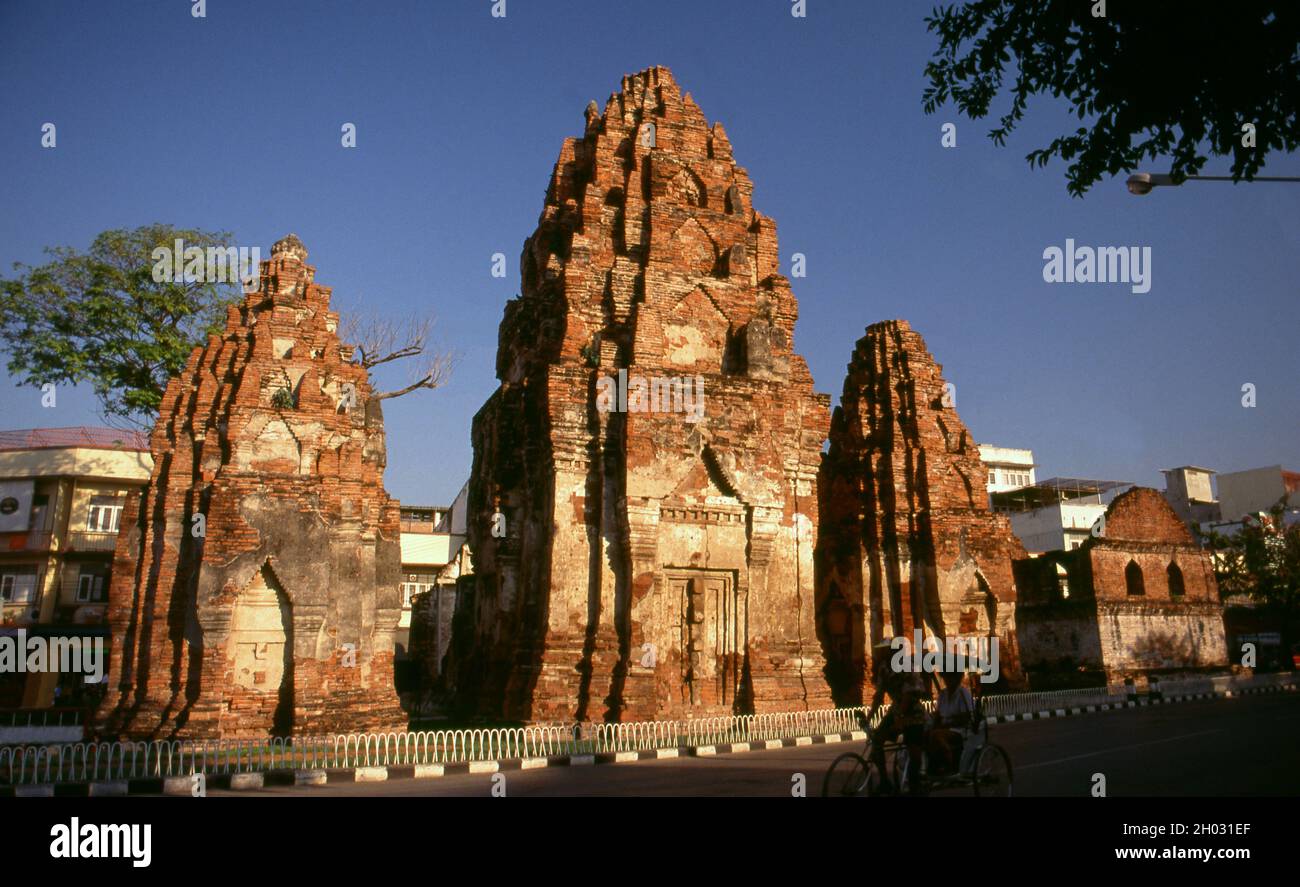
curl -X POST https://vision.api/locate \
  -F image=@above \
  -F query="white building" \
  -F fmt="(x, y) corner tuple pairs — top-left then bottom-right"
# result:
(1161, 465), (1220, 527)
(978, 444), (1037, 499)
(1217, 465), (1300, 523)
(994, 477), (1133, 553)
(396, 482), (469, 687)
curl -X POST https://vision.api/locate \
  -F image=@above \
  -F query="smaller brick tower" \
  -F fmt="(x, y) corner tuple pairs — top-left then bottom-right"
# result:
(817, 320), (1027, 701)
(97, 234), (407, 740)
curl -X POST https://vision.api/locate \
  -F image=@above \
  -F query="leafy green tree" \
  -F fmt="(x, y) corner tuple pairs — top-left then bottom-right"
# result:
(922, 1), (1300, 195)
(1202, 501), (1300, 670)
(0, 224), (242, 428)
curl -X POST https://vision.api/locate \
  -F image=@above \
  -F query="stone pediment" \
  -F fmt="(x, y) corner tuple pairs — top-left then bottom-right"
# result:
(663, 451), (742, 507)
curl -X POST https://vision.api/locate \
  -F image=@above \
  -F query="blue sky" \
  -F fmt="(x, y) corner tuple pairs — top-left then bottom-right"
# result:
(1, 0), (1297, 505)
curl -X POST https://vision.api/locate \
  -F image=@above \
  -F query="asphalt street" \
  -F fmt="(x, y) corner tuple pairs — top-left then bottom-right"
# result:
(210, 692), (1300, 797)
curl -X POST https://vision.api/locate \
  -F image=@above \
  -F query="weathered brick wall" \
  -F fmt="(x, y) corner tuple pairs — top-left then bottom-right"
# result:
(1011, 553), (1105, 678)
(1017, 488), (1229, 683)
(95, 235), (406, 740)
(1088, 489), (1227, 675)
(447, 67), (832, 723)
(816, 320), (1028, 702)
(409, 584), (460, 684)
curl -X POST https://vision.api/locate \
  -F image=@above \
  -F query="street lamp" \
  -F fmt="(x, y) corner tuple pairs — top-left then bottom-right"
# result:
(1126, 171), (1300, 195)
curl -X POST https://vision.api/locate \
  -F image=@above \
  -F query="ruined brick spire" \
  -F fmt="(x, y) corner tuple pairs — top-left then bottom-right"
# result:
(817, 319), (1027, 700)
(446, 66), (832, 722)
(271, 232), (308, 262)
(97, 236), (406, 740)
(499, 64), (809, 387)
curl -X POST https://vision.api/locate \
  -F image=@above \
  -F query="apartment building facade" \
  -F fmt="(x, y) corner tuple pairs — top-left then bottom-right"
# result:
(0, 427), (151, 708)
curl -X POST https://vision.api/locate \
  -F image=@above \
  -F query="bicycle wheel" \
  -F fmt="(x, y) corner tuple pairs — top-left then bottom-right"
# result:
(895, 747), (929, 796)
(822, 752), (871, 797)
(972, 743), (1013, 797)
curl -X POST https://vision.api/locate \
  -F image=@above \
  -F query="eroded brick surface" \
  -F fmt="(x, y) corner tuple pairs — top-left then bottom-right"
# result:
(443, 66), (832, 723)
(816, 320), (1028, 701)
(1015, 487), (1228, 684)
(95, 235), (406, 739)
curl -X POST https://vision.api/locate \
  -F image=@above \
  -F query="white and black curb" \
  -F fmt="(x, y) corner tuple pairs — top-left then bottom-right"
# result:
(985, 681), (1299, 724)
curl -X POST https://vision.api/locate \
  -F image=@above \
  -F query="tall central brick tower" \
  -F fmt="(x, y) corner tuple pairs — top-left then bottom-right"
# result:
(446, 66), (833, 722)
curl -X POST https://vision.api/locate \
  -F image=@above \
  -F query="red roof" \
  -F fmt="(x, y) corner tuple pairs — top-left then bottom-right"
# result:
(0, 426), (150, 452)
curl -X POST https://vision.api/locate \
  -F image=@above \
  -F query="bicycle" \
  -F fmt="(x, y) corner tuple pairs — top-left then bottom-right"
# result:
(821, 703), (1013, 797)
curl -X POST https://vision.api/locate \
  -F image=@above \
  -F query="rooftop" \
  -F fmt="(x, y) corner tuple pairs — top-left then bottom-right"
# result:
(0, 426), (150, 452)
(992, 477), (1133, 512)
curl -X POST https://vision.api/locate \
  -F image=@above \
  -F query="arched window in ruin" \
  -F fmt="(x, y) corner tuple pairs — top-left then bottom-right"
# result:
(1055, 562), (1070, 601)
(1125, 560), (1145, 596)
(1167, 562), (1186, 597)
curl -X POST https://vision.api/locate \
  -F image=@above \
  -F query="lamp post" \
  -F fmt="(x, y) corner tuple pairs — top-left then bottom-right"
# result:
(1126, 171), (1300, 195)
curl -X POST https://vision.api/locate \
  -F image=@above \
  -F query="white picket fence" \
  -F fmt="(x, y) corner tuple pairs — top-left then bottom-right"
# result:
(0, 707), (868, 785)
(2, 673), (1293, 785)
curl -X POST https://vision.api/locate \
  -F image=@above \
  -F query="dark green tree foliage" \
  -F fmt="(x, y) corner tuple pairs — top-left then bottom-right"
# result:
(0, 224), (241, 427)
(1203, 501), (1300, 667)
(923, 2), (1300, 195)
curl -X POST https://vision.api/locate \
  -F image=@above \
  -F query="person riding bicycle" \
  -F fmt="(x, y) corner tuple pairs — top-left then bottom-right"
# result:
(927, 670), (975, 776)
(863, 641), (932, 794)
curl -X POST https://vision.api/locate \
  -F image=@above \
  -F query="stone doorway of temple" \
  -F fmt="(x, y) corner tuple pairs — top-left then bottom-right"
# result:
(665, 569), (740, 710)
(227, 562), (294, 736)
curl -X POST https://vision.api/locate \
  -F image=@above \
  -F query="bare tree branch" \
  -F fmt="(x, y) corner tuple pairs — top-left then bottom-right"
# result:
(340, 313), (433, 369)
(338, 309), (454, 401)
(372, 349), (454, 401)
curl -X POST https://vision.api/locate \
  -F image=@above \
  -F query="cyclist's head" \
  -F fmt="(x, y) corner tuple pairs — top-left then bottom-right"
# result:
(870, 640), (897, 679)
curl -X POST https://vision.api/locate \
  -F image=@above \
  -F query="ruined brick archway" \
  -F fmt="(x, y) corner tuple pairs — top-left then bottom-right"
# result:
(225, 562), (294, 737)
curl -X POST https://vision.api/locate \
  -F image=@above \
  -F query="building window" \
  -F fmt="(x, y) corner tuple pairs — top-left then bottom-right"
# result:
(401, 572), (437, 608)
(1167, 562), (1185, 597)
(76, 569), (108, 603)
(1, 570), (39, 603)
(30, 494), (50, 532)
(86, 496), (124, 533)
(1125, 560), (1145, 596)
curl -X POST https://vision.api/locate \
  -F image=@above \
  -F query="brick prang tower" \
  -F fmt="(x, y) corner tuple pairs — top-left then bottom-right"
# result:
(446, 66), (834, 722)
(817, 320), (1028, 701)
(97, 234), (406, 740)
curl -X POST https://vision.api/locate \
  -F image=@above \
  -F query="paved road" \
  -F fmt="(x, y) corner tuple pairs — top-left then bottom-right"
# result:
(213, 692), (1300, 797)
